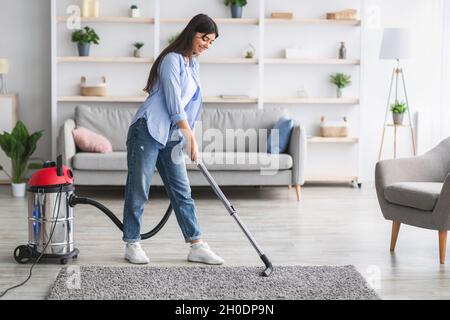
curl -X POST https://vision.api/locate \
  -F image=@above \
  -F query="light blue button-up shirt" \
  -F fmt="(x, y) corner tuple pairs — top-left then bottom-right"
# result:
(131, 52), (202, 146)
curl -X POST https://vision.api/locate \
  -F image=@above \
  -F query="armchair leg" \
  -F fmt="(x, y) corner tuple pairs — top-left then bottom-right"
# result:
(295, 185), (301, 202)
(439, 230), (447, 264)
(390, 221), (401, 252)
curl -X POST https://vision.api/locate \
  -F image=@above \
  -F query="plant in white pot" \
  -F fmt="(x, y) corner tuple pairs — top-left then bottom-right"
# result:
(390, 100), (407, 125)
(133, 42), (144, 57)
(224, 0), (247, 19)
(329, 73), (351, 98)
(0, 121), (43, 197)
(130, 4), (140, 18)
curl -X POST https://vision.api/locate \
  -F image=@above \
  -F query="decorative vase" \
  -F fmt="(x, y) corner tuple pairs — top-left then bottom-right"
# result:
(231, 5), (243, 18)
(393, 113), (404, 125)
(336, 87), (343, 98)
(77, 43), (90, 56)
(134, 49), (141, 58)
(339, 41), (347, 59)
(12, 183), (26, 198)
(82, 0), (99, 18)
(130, 8), (140, 18)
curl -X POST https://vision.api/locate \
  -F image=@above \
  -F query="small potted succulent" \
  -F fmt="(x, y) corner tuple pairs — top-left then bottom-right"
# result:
(224, 0), (247, 19)
(244, 43), (255, 59)
(329, 73), (352, 98)
(0, 121), (44, 197)
(133, 42), (144, 57)
(71, 26), (100, 56)
(390, 101), (407, 125)
(130, 4), (140, 18)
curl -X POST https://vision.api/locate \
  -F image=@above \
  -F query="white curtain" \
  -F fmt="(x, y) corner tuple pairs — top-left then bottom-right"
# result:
(440, 0), (450, 140)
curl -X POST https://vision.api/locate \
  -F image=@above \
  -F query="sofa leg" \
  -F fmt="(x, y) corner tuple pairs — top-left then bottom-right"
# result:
(390, 221), (401, 252)
(439, 230), (447, 264)
(288, 184), (292, 190)
(295, 185), (301, 202)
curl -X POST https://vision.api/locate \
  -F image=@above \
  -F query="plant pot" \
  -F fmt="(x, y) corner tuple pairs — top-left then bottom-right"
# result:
(134, 49), (141, 58)
(77, 43), (91, 56)
(11, 183), (26, 198)
(336, 87), (343, 98)
(230, 5), (243, 18)
(130, 8), (140, 18)
(393, 113), (404, 125)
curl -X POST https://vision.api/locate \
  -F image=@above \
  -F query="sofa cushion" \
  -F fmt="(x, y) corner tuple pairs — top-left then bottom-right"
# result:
(75, 105), (137, 152)
(384, 182), (443, 211)
(72, 151), (293, 171)
(267, 116), (294, 154)
(196, 108), (289, 153)
(72, 126), (113, 153)
(73, 152), (128, 170)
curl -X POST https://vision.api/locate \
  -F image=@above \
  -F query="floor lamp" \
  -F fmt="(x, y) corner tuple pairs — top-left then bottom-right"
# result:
(378, 28), (416, 160)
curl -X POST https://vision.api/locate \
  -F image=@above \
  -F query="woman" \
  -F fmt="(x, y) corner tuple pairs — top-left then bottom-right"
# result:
(122, 14), (223, 265)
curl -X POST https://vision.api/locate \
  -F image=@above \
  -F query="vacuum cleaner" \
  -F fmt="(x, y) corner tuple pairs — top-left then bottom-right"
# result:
(14, 155), (273, 277)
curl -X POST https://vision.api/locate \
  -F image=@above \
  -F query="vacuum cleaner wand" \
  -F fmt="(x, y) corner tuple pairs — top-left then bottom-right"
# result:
(196, 160), (274, 277)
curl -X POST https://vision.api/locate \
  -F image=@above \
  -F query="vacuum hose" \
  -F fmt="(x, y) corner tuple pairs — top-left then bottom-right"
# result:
(69, 195), (172, 240)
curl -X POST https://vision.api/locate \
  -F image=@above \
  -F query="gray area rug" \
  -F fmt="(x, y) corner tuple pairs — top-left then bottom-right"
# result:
(47, 265), (379, 300)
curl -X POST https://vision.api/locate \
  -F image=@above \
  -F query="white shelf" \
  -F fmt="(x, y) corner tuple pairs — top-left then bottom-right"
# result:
(58, 95), (259, 104)
(308, 137), (359, 143)
(264, 97), (359, 104)
(160, 18), (259, 25)
(58, 56), (153, 63)
(264, 58), (360, 65)
(265, 18), (360, 25)
(199, 58), (258, 64)
(57, 16), (154, 23)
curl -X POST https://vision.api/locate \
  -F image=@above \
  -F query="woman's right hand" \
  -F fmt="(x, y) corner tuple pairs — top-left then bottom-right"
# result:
(177, 119), (198, 162)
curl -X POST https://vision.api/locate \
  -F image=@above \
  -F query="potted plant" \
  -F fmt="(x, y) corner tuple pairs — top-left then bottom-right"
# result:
(244, 43), (255, 59)
(224, 0), (247, 19)
(330, 73), (352, 98)
(133, 42), (144, 58)
(129, 4), (140, 18)
(0, 121), (43, 197)
(71, 26), (100, 57)
(390, 101), (407, 125)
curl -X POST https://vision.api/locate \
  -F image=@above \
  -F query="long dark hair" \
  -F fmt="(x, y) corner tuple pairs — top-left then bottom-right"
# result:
(143, 14), (219, 94)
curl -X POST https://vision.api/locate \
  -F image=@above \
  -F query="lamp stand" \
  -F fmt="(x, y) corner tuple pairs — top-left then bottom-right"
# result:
(378, 59), (417, 160)
(0, 75), (6, 94)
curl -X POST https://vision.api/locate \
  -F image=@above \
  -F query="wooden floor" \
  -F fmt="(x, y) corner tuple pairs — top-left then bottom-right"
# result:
(0, 182), (449, 300)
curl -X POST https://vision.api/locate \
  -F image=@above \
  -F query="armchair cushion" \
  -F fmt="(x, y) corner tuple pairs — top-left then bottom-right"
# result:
(384, 182), (443, 211)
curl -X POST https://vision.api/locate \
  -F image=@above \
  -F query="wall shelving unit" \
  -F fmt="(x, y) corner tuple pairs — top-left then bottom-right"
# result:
(51, 0), (363, 185)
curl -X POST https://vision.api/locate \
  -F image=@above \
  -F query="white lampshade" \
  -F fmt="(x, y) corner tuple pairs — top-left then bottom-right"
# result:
(379, 28), (412, 60)
(0, 59), (9, 74)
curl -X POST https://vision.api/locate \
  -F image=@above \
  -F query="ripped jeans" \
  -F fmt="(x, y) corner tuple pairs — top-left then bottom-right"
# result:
(122, 117), (202, 243)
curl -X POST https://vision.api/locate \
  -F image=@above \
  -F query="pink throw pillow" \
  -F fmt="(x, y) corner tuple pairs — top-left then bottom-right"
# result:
(72, 126), (113, 153)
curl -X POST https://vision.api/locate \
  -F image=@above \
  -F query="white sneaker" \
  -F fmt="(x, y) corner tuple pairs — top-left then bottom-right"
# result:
(125, 242), (150, 264)
(188, 242), (224, 265)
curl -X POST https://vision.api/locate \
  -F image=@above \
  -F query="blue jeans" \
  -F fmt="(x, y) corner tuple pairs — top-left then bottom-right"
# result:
(122, 117), (202, 243)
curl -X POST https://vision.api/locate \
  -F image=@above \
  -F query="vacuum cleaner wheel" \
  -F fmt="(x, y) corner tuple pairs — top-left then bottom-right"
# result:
(13, 245), (32, 264)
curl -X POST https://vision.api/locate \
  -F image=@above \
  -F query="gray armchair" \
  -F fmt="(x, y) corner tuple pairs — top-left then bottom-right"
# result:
(375, 137), (450, 264)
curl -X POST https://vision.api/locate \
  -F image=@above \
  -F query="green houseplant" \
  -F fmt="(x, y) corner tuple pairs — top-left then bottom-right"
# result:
(390, 100), (407, 125)
(71, 26), (100, 56)
(224, 0), (247, 18)
(130, 4), (140, 17)
(0, 121), (43, 197)
(133, 42), (144, 57)
(329, 73), (352, 98)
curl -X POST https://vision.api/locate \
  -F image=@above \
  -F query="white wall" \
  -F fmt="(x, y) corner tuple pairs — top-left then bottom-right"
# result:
(1, 0), (447, 182)
(0, 0), (51, 162)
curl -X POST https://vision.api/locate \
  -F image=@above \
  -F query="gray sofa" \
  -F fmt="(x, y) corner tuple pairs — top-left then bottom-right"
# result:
(375, 137), (450, 263)
(58, 105), (307, 200)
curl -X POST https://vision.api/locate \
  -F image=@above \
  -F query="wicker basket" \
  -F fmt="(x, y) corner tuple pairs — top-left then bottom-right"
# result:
(80, 76), (107, 96)
(320, 116), (349, 137)
(326, 9), (358, 20)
